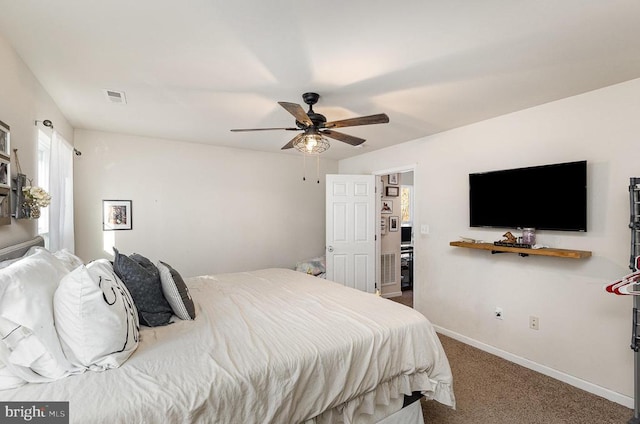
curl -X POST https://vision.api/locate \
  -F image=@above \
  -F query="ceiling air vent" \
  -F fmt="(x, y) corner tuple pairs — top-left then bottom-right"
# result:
(103, 89), (127, 104)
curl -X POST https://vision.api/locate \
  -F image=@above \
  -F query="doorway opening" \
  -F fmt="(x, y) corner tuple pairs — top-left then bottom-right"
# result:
(375, 166), (416, 308)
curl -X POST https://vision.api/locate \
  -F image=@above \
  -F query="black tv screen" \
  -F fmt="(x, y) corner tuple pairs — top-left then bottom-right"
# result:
(401, 226), (412, 244)
(469, 160), (587, 232)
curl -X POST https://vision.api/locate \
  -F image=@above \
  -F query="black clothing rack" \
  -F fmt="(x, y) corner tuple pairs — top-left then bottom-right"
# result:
(629, 178), (640, 424)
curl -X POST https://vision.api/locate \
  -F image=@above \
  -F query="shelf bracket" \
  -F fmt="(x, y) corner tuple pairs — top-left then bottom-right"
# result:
(491, 250), (529, 257)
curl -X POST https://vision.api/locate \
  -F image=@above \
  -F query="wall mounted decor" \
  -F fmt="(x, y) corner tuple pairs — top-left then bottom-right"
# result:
(389, 216), (399, 231)
(103, 200), (132, 230)
(385, 186), (399, 197)
(0, 188), (10, 226)
(21, 184), (51, 219)
(387, 173), (398, 185)
(0, 120), (9, 159)
(0, 157), (8, 189)
(11, 173), (26, 219)
(381, 200), (393, 214)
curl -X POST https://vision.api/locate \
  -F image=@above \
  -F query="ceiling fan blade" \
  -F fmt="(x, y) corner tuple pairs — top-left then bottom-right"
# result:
(320, 129), (366, 146)
(281, 133), (305, 150)
(324, 113), (389, 129)
(278, 102), (313, 126)
(230, 127), (299, 132)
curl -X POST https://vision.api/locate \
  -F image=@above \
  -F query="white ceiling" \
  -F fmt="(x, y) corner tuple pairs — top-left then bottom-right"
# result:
(1, 1), (639, 160)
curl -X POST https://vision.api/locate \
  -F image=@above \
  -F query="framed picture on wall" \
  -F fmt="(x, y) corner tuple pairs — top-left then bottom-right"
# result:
(389, 216), (399, 231)
(385, 186), (399, 197)
(103, 200), (132, 231)
(0, 187), (10, 226)
(387, 173), (398, 185)
(0, 120), (9, 159)
(0, 158), (9, 189)
(381, 200), (393, 214)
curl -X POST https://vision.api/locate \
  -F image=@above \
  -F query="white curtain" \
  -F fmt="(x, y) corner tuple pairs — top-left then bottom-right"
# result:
(48, 131), (75, 252)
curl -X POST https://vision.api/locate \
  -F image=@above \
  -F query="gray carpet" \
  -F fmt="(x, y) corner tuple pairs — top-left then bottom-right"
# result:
(421, 334), (633, 424)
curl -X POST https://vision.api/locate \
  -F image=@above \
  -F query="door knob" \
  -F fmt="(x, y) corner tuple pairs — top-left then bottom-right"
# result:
(327, 246), (334, 252)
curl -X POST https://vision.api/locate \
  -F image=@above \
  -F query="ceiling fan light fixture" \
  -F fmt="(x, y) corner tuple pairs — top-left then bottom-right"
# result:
(294, 133), (330, 154)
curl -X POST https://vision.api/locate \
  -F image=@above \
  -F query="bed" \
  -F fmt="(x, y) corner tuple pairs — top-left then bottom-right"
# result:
(0, 237), (455, 423)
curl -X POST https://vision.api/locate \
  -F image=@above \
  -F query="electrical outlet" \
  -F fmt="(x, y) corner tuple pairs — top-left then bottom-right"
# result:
(529, 316), (539, 330)
(494, 307), (503, 320)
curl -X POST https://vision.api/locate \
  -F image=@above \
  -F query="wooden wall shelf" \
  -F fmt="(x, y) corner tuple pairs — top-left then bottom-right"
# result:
(449, 241), (592, 259)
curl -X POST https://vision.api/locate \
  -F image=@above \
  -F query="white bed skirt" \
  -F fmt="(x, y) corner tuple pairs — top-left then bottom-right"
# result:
(378, 401), (423, 424)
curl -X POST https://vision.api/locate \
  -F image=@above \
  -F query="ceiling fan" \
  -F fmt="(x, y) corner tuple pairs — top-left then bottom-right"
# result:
(230, 92), (389, 153)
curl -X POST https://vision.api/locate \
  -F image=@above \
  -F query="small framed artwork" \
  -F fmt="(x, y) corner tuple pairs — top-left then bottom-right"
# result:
(381, 200), (393, 214)
(0, 158), (9, 189)
(0, 120), (9, 159)
(387, 173), (398, 185)
(0, 187), (10, 226)
(385, 186), (399, 197)
(389, 216), (399, 231)
(103, 200), (132, 231)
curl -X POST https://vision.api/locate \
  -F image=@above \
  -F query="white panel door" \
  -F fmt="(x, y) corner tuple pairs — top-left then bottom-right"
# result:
(326, 174), (376, 293)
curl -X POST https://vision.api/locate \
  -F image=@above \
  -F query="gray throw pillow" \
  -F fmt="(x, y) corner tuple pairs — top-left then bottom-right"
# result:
(112, 248), (173, 327)
(157, 261), (196, 320)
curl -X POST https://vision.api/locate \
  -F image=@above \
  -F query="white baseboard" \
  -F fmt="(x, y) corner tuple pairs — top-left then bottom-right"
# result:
(433, 325), (634, 409)
(382, 291), (402, 298)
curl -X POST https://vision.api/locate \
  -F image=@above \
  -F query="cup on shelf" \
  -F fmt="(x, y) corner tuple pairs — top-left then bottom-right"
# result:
(522, 228), (536, 245)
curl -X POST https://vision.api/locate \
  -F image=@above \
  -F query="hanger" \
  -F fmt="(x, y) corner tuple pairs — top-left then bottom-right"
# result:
(604, 270), (640, 295)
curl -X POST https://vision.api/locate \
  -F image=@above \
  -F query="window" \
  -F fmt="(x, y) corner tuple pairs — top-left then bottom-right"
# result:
(37, 129), (51, 242)
(401, 185), (413, 225)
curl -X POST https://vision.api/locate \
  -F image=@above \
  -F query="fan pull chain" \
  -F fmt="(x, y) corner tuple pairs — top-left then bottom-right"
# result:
(302, 154), (307, 181)
(300, 154), (321, 183)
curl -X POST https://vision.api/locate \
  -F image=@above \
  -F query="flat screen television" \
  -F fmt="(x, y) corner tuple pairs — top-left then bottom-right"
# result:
(469, 160), (587, 232)
(401, 226), (412, 244)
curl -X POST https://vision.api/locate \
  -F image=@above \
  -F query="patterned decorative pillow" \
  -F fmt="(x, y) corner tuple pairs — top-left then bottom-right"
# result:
(112, 248), (173, 327)
(157, 261), (196, 320)
(54, 260), (139, 370)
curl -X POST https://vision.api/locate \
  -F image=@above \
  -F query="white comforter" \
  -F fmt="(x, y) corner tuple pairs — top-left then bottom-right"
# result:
(1, 268), (454, 423)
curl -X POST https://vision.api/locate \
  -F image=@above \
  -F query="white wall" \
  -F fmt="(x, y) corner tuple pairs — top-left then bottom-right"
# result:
(0, 34), (73, 248)
(339, 78), (640, 403)
(73, 130), (337, 277)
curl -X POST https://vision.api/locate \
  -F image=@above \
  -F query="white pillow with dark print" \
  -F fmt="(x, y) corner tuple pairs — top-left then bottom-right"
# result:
(54, 260), (139, 370)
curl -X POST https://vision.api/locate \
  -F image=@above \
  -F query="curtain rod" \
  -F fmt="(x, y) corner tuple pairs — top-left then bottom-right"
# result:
(34, 119), (82, 156)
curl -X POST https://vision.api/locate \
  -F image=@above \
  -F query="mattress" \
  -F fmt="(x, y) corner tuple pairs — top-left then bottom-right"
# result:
(0, 268), (454, 423)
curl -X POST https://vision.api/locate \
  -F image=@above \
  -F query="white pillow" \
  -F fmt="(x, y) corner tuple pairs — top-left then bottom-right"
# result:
(54, 260), (139, 370)
(0, 245), (38, 269)
(53, 248), (84, 271)
(0, 257), (21, 269)
(0, 340), (26, 390)
(0, 248), (80, 387)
